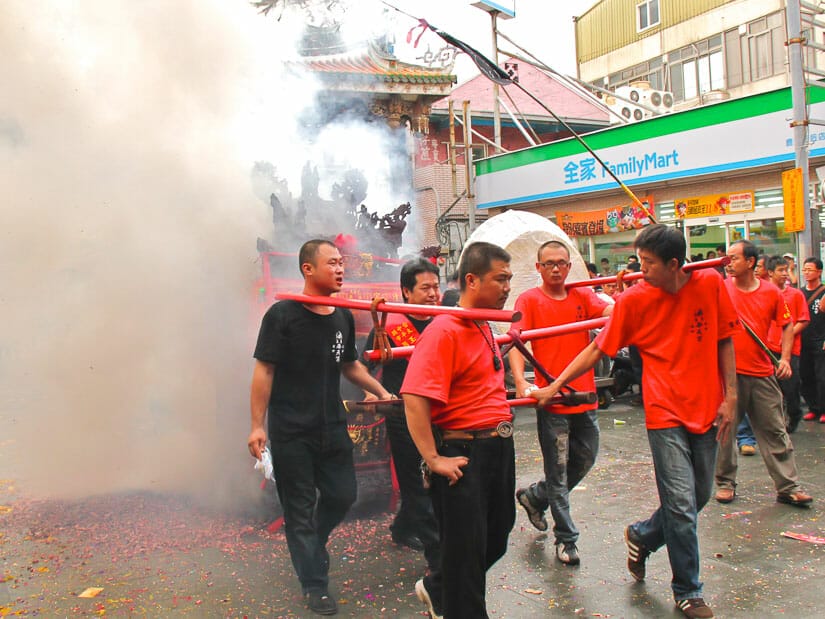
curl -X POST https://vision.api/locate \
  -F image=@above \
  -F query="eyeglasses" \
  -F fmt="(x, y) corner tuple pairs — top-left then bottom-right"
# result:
(538, 260), (570, 270)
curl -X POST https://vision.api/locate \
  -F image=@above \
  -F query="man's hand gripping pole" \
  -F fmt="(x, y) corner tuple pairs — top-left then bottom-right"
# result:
(501, 329), (596, 407)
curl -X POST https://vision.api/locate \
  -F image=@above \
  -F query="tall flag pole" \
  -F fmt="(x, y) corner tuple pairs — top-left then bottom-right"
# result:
(393, 7), (657, 224)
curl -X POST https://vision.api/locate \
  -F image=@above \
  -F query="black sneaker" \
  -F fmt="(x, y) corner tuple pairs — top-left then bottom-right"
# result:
(676, 597), (714, 618)
(415, 578), (443, 619)
(306, 591), (338, 616)
(555, 541), (580, 566)
(391, 531), (425, 551)
(624, 525), (650, 582)
(516, 488), (548, 531)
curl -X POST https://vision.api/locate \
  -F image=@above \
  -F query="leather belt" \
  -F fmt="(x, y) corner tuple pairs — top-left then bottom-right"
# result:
(440, 421), (514, 441)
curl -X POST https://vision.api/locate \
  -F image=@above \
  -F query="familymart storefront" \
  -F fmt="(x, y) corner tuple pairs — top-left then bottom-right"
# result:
(473, 85), (825, 266)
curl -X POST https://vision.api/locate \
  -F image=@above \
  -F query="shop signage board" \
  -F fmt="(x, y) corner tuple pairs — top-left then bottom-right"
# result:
(556, 196), (654, 236)
(673, 191), (754, 219)
(782, 168), (805, 233)
(474, 86), (825, 210)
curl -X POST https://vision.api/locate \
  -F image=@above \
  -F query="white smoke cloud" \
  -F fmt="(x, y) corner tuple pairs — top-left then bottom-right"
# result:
(0, 0), (314, 501)
(0, 0), (430, 503)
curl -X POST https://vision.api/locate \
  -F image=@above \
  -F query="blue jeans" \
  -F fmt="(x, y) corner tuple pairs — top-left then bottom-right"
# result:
(629, 425), (717, 601)
(736, 414), (756, 447)
(527, 410), (599, 544)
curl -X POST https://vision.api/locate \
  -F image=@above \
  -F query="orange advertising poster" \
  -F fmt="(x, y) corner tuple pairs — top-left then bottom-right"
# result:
(782, 168), (805, 233)
(555, 197), (655, 236)
(674, 191), (755, 219)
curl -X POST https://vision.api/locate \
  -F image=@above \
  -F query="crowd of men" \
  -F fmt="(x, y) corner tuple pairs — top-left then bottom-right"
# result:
(248, 230), (820, 619)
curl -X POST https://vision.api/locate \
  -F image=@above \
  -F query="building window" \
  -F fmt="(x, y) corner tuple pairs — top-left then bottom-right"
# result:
(725, 11), (786, 89)
(637, 0), (660, 32)
(668, 35), (724, 102)
(608, 56), (663, 91)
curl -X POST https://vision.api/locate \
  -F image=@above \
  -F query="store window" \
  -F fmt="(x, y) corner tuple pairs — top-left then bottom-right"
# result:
(663, 188), (797, 257)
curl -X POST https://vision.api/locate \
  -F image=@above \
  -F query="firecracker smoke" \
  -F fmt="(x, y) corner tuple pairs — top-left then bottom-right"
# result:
(0, 0), (422, 506)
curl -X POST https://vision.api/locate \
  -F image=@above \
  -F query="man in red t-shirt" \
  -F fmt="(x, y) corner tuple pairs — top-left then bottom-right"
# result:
(401, 242), (514, 619)
(766, 255), (809, 432)
(510, 240), (612, 566)
(714, 240), (812, 508)
(531, 225), (737, 619)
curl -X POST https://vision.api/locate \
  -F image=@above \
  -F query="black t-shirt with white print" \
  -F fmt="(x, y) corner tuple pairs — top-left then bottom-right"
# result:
(254, 300), (357, 440)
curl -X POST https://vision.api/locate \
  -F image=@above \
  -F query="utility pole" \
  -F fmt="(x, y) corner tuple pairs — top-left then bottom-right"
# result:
(463, 100), (475, 231)
(472, 2), (514, 153)
(788, 0), (822, 259)
(490, 10), (502, 153)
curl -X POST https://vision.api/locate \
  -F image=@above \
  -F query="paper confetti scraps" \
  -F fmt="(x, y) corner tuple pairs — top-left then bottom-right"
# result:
(0, 506), (12, 515)
(524, 588), (543, 595)
(78, 588), (104, 598)
(722, 510), (752, 519)
(781, 531), (825, 545)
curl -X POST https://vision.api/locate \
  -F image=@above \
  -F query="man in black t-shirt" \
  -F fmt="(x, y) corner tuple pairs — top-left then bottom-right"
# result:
(365, 258), (441, 570)
(800, 258), (825, 423)
(249, 239), (390, 617)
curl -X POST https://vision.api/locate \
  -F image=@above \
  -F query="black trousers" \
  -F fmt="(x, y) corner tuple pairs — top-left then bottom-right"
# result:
(800, 343), (825, 416)
(781, 355), (803, 431)
(424, 436), (515, 619)
(385, 413), (441, 571)
(271, 431), (357, 594)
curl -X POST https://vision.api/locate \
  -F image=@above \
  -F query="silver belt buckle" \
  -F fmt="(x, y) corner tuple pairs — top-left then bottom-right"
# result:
(495, 421), (514, 438)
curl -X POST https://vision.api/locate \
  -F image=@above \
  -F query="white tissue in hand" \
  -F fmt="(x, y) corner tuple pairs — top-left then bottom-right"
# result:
(254, 446), (274, 482)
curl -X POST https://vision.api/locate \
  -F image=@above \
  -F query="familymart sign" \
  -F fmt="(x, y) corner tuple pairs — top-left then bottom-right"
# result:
(474, 86), (825, 210)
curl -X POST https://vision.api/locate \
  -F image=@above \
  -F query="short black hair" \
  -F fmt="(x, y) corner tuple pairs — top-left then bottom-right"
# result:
(459, 242), (511, 292)
(536, 240), (569, 261)
(298, 239), (336, 276)
(400, 258), (439, 301)
(441, 288), (460, 306)
(600, 257), (610, 264)
(766, 255), (788, 272)
(804, 257), (824, 270)
(731, 240), (759, 269)
(634, 224), (686, 267)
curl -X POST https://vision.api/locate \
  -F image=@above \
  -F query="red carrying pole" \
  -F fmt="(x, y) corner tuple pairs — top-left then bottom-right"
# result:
(262, 251), (404, 265)
(566, 256), (730, 289)
(364, 316), (607, 361)
(276, 292), (522, 323)
(364, 259), (729, 361)
(351, 396), (590, 409)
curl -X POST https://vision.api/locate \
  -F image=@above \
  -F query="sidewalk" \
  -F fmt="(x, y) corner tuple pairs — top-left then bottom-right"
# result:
(2, 400), (823, 617)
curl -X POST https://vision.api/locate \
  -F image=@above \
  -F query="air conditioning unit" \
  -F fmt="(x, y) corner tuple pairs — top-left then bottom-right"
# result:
(641, 89), (674, 114)
(605, 94), (651, 124)
(616, 84), (647, 104)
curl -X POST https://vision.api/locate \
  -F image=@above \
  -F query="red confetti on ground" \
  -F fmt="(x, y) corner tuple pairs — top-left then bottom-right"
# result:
(781, 531), (825, 544)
